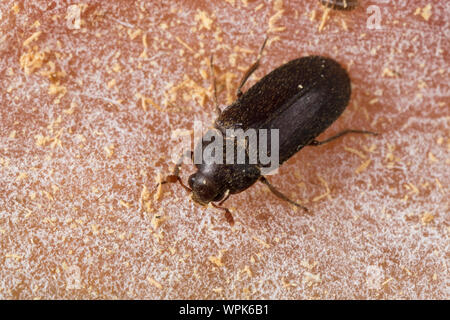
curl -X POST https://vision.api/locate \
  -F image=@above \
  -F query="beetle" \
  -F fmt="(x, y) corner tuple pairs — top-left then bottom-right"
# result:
(319, 0), (358, 10)
(161, 38), (377, 225)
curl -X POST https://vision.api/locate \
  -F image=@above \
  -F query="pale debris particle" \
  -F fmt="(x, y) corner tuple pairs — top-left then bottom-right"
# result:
(240, 265), (253, 278)
(120, 200), (131, 209)
(127, 29), (142, 40)
(252, 236), (271, 249)
(140, 185), (154, 213)
(302, 272), (321, 287)
(16, 172), (28, 181)
(51, 184), (59, 194)
(175, 36), (194, 53)
(5, 253), (23, 261)
(312, 175), (331, 202)
(300, 259), (318, 270)
(48, 82), (67, 98)
(195, 10), (213, 30)
(136, 93), (162, 111)
(23, 31), (42, 47)
(405, 182), (419, 195)
(11, 2), (20, 14)
(428, 152), (438, 163)
(63, 101), (77, 115)
(355, 159), (372, 174)
(254, 3), (264, 11)
(318, 8), (331, 32)
(107, 78), (116, 89)
(414, 4), (432, 21)
(268, 6), (285, 33)
(435, 178), (444, 194)
(382, 68), (399, 78)
(20, 48), (46, 75)
(273, 0), (283, 11)
(282, 278), (297, 288)
(310, 9), (317, 21)
(212, 287), (223, 293)
(154, 172), (163, 201)
(91, 224), (99, 235)
(421, 212), (434, 225)
(363, 144), (377, 153)
(112, 63), (121, 73)
(9, 130), (17, 138)
(381, 278), (394, 287)
(165, 74), (209, 107)
(366, 265), (384, 290)
(104, 144), (115, 158)
(139, 48), (148, 59)
(344, 146), (367, 159)
(341, 18), (348, 31)
(147, 276), (163, 289)
(208, 250), (226, 267)
(142, 33), (148, 48)
(151, 213), (167, 229)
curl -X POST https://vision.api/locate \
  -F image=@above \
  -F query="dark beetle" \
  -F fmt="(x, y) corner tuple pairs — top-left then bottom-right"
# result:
(319, 0), (358, 10)
(163, 40), (376, 225)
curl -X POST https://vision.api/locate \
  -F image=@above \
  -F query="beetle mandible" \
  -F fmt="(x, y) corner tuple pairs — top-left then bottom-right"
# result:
(161, 37), (377, 225)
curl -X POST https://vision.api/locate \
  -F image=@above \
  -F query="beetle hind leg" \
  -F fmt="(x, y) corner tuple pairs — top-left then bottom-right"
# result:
(308, 130), (378, 146)
(259, 176), (310, 213)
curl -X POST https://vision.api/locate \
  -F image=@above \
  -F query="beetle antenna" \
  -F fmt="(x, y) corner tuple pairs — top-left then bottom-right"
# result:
(209, 54), (221, 117)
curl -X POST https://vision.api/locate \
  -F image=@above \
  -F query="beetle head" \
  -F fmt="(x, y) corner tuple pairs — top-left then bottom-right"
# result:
(188, 172), (225, 205)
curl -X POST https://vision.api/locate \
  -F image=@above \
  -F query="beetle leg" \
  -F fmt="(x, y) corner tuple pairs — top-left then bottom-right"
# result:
(236, 36), (268, 98)
(209, 55), (222, 117)
(160, 151), (193, 192)
(218, 189), (231, 206)
(308, 130), (378, 146)
(211, 202), (235, 226)
(259, 176), (310, 213)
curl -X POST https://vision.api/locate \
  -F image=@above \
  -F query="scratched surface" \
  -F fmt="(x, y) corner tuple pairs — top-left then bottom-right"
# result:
(0, 0), (448, 299)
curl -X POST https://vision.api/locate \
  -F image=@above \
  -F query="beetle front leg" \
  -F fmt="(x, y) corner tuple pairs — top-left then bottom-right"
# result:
(236, 36), (268, 98)
(259, 176), (310, 213)
(211, 202), (235, 226)
(308, 129), (378, 146)
(160, 150), (193, 192)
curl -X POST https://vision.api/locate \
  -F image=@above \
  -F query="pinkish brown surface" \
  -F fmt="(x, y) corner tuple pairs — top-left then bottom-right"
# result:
(0, 0), (448, 299)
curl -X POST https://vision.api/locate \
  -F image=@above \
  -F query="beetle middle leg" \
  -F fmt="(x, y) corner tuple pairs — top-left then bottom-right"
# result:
(308, 130), (378, 146)
(259, 176), (310, 213)
(236, 36), (268, 98)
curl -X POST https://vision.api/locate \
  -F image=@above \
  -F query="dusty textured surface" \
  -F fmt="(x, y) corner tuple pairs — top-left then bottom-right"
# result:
(0, 0), (448, 299)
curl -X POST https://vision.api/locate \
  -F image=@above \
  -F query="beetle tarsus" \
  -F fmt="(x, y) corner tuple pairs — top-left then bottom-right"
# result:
(308, 129), (378, 146)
